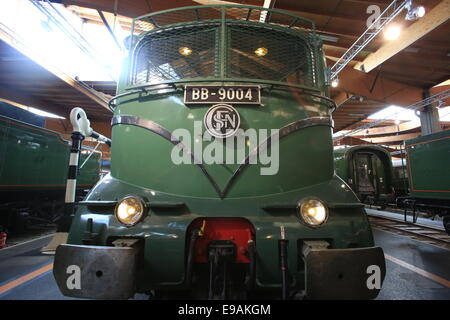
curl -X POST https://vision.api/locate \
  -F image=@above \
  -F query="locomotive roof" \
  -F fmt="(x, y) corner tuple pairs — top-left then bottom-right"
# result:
(131, 5), (316, 38)
(334, 144), (392, 157)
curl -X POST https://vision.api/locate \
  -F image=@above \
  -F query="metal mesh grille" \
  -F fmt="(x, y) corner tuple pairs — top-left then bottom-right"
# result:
(228, 24), (313, 86)
(131, 6), (317, 87)
(133, 25), (218, 84)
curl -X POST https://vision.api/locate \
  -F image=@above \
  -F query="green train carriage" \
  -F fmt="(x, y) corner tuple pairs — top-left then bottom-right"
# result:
(53, 5), (386, 300)
(400, 129), (450, 234)
(0, 113), (102, 232)
(333, 145), (395, 207)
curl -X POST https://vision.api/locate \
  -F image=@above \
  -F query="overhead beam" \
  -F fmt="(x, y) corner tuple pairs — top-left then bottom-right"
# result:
(273, 6), (365, 22)
(333, 91), (354, 107)
(0, 84), (68, 118)
(430, 79), (450, 105)
(338, 120), (419, 137)
(361, 132), (420, 143)
(337, 66), (423, 106)
(334, 136), (399, 153)
(355, 0), (450, 73)
(434, 79), (450, 87)
(0, 83), (107, 121)
(0, 23), (111, 112)
(97, 10), (123, 51)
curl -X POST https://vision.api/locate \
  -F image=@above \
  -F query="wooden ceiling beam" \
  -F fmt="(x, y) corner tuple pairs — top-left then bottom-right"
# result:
(350, 120), (421, 136)
(275, 6), (366, 22)
(0, 84), (69, 118)
(337, 66), (424, 106)
(361, 132), (420, 143)
(342, 0), (390, 5)
(354, 0), (450, 73)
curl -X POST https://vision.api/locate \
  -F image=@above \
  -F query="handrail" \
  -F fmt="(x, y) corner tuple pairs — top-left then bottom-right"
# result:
(108, 80), (336, 112)
(132, 5), (316, 36)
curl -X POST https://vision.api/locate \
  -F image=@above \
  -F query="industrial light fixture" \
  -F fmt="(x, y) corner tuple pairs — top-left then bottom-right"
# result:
(405, 1), (426, 21)
(179, 47), (193, 56)
(331, 78), (339, 88)
(254, 47), (268, 57)
(319, 34), (339, 43)
(384, 24), (401, 40)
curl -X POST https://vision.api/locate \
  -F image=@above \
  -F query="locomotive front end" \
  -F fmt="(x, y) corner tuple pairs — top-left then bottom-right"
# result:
(53, 5), (385, 300)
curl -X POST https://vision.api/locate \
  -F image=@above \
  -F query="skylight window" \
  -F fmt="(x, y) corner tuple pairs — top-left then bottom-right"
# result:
(0, 0), (126, 81)
(438, 106), (450, 121)
(26, 107), (65, 119)
(368, 105), (450, 122)
(368, 105), (420, 121)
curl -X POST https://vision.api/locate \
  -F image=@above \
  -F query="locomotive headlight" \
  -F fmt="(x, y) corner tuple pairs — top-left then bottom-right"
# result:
(297, 198), (328, 227)
(179, 46), (192, 56)
(115, 196), (146, 226)
(254, 47), (268, 56)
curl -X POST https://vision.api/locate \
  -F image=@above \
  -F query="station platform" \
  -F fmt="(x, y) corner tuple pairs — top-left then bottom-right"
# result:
(365, 208), (445, 231)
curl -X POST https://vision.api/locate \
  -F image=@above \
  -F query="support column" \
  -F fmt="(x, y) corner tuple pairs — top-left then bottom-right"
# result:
(420, 90), (442, 136)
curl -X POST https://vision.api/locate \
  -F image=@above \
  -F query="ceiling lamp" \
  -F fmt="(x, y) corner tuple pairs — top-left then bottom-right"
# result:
(384, 24), (401, 40)
(405, 3), (426, 21)
(331, 78), (339, 88)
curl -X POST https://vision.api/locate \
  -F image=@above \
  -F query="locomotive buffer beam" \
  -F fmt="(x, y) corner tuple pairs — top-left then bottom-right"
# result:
(302, 240), (386, 300)
(53, 242), (139, 299)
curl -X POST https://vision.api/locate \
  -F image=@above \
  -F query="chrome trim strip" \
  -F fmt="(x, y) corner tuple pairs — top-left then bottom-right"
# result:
(112, 115), (222, 196)
(112, 115), (332, 199)
(221, 117), (332, 197)
(77, 201), (117, 206)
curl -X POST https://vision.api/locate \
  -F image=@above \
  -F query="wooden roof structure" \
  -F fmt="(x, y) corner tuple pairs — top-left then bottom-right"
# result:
(1, 0), (448, 146)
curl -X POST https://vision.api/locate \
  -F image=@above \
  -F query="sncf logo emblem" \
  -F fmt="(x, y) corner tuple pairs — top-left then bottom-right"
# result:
(204, 104), (240, 138)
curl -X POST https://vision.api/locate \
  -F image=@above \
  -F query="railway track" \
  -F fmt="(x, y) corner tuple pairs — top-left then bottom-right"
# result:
(368, 214), (450, 250)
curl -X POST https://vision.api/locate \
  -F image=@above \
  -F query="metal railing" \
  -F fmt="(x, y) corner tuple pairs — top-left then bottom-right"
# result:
(126, 5), (324, 92)
(131, 5), (316, 36)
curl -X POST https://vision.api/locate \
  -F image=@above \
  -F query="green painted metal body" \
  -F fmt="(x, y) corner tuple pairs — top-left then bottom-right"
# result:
(0, 115), (102, 191)
(333, 145), (394, 203)
(406, 129), (450, 200)
(66, 5), (376, 293)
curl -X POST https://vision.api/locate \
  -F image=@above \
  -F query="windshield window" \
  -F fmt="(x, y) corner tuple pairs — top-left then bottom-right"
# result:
(132, 23), (315, 87)
(133, 25), (218, 84)
(228, 25), (313, 86)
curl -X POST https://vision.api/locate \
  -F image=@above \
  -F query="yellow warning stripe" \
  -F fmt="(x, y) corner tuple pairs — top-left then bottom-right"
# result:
(0, 263), (53, 295)
(385, 254), (450, 288)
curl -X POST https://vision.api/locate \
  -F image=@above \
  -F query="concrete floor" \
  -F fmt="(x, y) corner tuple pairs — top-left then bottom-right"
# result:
(0, 228), (449, 300)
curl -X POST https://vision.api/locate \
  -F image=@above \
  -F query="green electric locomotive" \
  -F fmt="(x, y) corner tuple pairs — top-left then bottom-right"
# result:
(53, 5), (385, 300)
